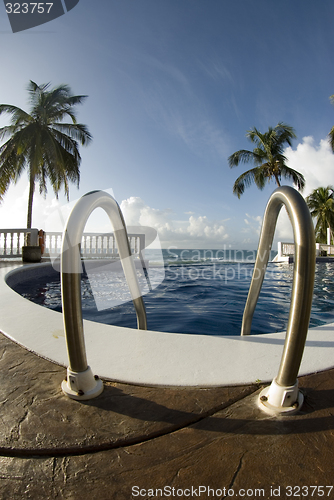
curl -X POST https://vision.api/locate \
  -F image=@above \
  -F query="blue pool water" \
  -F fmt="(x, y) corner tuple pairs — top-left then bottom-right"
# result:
(13, 249), (334, 336)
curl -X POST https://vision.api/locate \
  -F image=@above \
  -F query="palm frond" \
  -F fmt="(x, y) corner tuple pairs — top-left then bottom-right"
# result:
(228, 149), (259, 168)
(273, 122), (296, 146)
(232, 167), (263, 198)
(278, 165), (305, 191)
(50, 123), (92, 145)
(0, 104), (31, 124)
(328, 126), (334, 153)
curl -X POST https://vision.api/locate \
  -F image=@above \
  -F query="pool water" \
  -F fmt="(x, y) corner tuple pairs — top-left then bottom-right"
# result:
(13, 260), (334, 336)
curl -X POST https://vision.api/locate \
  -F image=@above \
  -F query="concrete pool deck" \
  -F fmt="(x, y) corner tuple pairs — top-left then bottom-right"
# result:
(1, 260), (334, 497)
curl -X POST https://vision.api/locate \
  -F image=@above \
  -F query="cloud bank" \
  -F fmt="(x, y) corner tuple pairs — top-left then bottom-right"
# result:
(275, 136), (334, 242)
(285, 136), (334, 196)
(1, 136), (332, 250)
(120, 196), (229, 248)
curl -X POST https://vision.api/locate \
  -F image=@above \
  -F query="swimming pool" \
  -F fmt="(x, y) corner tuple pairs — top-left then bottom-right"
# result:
(2, 258), (334, 387)
(12, 256), (334, 336)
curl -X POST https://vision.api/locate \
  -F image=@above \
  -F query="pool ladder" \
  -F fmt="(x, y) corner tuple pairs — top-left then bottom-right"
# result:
(60, 187), (316, 415)
(61, 191), (147, 400)
(241, 186), (315, 414)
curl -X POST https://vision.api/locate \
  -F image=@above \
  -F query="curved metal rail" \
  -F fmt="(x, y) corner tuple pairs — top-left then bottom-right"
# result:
(60, 190), (147, 399)
(241, 186), (315, 391)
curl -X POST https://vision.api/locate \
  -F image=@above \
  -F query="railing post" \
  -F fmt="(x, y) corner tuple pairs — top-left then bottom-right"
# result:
(30, 228), (39, 246)
(139, 234), (145, 260)
(277, 241), (283, 259)
(241, 186), (315, 415)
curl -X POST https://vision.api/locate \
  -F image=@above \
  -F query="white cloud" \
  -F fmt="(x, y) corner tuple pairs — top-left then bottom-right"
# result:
(0, 180), (115, 233)
(285, 136), (334, 196)
(0, 178), (61, 230)
(274, 136), (334, 242)
(120, 196), (229, 248)
(276, 210), (294, 242)
(241, 213), (262, 244)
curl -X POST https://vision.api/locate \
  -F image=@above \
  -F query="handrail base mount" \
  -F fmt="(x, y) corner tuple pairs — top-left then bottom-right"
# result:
(257, 378), (304, 415)
(62, 366), (104, 400)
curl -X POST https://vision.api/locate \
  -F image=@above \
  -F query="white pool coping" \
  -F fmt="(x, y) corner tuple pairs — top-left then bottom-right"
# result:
(1, 261), (334, 387)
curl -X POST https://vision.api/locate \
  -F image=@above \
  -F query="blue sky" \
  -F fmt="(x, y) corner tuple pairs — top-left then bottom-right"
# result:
(1, 0), (334, 249)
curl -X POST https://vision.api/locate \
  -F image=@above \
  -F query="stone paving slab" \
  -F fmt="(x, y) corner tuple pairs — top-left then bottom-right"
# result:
(0, 368), (334, 499)
(0, 331), (256, 454)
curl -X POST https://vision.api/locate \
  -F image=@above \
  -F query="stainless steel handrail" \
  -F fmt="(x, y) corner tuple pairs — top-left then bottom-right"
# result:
(241, 186), (315, 391)
(60, 190), (147, 400)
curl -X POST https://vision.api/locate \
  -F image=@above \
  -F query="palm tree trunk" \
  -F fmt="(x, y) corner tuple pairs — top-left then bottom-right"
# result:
(274, 174), (281, 187)
(26, 170), (35, 245)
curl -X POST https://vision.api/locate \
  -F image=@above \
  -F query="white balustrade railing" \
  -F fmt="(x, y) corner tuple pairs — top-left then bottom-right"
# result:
(281, 242), (295, 256)
(277, 241), (334, 260)
(0, 229), (145, 259)
(0, 229), (39, 257)
(316, 243), (334, 256)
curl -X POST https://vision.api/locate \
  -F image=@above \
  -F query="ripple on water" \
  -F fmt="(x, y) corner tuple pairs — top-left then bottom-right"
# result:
(13, 262), (334, 336)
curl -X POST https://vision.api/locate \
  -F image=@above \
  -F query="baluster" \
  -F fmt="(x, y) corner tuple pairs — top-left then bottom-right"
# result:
(45, 233), (49, 255)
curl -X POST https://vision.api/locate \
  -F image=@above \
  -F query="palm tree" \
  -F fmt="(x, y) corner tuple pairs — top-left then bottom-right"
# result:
(228, 122), (305, 198)
(0, 80), (92, 230)
(306, 186), (334, 244)
(329, 95), (334, 152)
